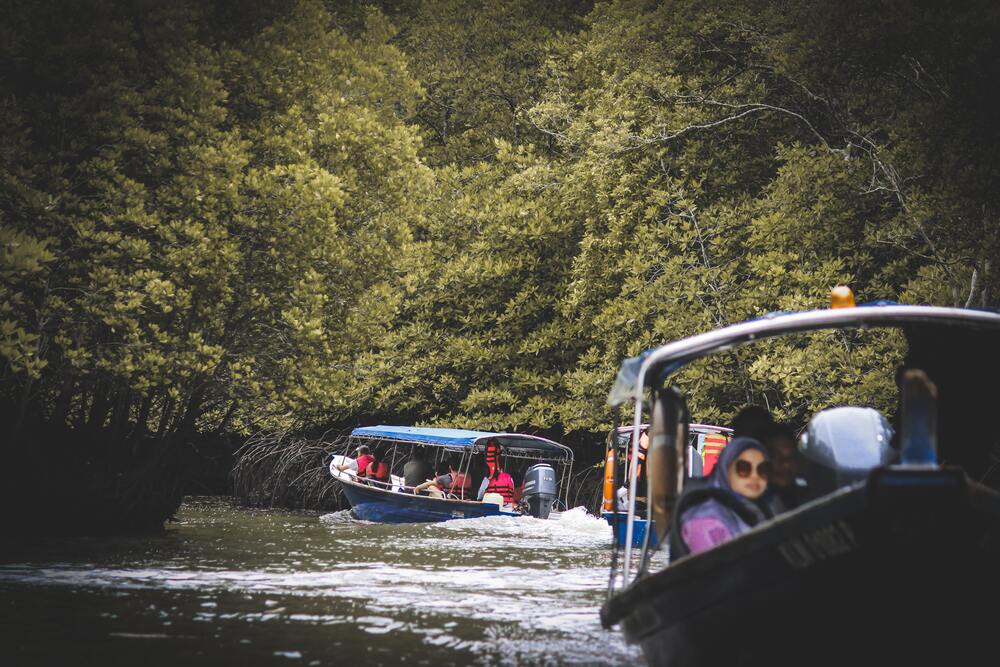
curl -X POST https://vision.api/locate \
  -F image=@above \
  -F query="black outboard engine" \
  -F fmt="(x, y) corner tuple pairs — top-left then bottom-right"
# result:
(522, 463), (557, 519)
(799, 406), (896, 500)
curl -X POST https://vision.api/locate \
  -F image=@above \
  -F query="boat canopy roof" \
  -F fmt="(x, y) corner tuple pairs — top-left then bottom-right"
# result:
(608, 303), (1000, 407)
(350, 425), (573, 460)
(612, 423), (732, 446)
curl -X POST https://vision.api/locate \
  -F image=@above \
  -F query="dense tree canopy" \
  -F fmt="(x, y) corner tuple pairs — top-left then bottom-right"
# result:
(2, 0), (997, 524)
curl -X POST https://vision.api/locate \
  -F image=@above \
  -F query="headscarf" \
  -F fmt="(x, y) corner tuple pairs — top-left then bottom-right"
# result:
(675, 436), (773, 545)
(704, 436), (771, 494)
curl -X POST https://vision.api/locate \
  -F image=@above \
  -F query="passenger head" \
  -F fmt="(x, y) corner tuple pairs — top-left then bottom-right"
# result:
(711, 436), (771, 501)
(355, 444), (371, 457)
(731, 405), (775, 441)
(436, 458), (451, 476)
(763, 422), (798, 488)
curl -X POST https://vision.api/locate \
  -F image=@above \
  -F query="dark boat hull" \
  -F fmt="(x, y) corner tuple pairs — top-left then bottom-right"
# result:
(339, 479), (518, 523)
(601, 467), (1000, 665)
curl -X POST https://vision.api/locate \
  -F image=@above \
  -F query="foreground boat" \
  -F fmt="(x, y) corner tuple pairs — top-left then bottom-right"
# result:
(330, 426), (573, 523)
(600, 292), (1000, 665)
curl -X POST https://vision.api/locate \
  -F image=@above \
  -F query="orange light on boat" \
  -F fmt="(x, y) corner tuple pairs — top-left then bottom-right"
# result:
(831, 285), (856, 308)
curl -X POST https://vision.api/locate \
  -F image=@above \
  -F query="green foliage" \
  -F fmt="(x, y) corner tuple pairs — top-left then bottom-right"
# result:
(1, 0), (429, 445)
(3, 0), (995, 481)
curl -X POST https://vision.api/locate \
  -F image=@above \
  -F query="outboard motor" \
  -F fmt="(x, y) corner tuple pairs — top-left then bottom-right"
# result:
(799, 406), (896, 500)
(522, 463), (557, 519)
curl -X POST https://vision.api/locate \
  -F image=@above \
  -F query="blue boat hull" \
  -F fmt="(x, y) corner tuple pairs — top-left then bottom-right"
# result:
(340, 480), (519, 523)
(603, 512), (658, 547)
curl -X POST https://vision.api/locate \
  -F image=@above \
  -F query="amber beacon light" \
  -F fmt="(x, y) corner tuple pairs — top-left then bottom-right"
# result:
(830, 285), (856, 308)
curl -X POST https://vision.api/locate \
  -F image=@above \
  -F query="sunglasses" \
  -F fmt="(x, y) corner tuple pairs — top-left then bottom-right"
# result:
(734, 459), (772, 480)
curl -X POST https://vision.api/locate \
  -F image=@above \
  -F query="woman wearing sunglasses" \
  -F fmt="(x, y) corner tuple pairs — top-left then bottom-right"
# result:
(672, 436), (775, 557)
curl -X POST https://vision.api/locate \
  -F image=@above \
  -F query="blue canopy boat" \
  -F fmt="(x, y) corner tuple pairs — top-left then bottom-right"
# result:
(330, 426), (574, 523)
(600, 291), (1000, 665)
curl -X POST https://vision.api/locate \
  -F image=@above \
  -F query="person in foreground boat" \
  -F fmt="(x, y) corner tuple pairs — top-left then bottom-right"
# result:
(761, 421), (805, 512)
(674, 437), (774, 555)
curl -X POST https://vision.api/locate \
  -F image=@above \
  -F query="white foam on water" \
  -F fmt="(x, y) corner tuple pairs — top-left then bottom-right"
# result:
(318, 510), (368, 525)
(429, 506), (611, 549)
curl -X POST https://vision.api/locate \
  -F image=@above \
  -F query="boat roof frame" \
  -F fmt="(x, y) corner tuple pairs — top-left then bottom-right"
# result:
(349, 425), (574, 462)
(610, 304), (1000, 408)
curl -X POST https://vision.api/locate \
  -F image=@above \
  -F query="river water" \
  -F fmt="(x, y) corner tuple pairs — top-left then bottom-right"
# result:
(0, 497), (652, 666)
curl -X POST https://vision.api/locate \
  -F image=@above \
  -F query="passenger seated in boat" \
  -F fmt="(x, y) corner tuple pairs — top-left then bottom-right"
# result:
(335, 445), (374, 476)
(731, 405), (775, 441)
(412, 457), (471, 498)
(630, 430), (651, 512)
(364, 448), (390, 486)
(477, 441), (515, 505)
(402, 446), (434, 493)
(673, 437), (773, 556)
(761, 422), (805, 513)
(615, 429), (651, 510)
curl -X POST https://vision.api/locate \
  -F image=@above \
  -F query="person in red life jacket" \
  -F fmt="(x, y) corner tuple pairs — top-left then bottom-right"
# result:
(413, 457), (470, 498)
(335, 444), (374, 477)
(476, 440), (515, 505)
(364, 448), (390, 486)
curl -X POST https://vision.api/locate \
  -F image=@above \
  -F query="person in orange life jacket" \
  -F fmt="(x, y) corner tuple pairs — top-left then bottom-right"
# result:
(476, 440), (515, 504)
(621, 430), (651, 512)
(364, 448), (390, 485)
(413, 457), (471, 498)
(335, 444), (374, 476)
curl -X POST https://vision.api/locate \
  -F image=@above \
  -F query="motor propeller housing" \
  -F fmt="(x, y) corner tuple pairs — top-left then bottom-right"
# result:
(522, 463), (557, 519)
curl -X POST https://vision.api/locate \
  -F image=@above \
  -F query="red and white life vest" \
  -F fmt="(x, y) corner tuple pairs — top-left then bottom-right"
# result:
(485, 471), (515, 504)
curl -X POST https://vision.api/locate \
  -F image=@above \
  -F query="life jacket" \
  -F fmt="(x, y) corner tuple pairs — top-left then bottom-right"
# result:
(485, 442), (501, 478)
(448, 471), (471, 499)
(355, 454), (374, 477)
(485, 471), (515, 504)
(367, 460), (389, 483)
(627, 433), (650, 496)
(701, 433), (729, 476)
